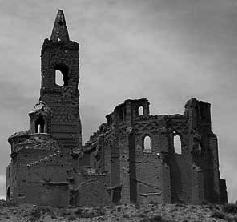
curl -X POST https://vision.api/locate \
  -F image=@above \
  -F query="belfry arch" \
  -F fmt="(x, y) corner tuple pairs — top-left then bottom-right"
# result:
(35, 115), (46, 133)
(54, 63), (69, 86)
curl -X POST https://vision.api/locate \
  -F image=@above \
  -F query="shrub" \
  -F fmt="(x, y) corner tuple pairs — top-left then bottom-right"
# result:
(175, 203), (185, 208)
(68, 214), (76, 221)
(224, 215), (237, 222)
(0, 199), (17, 207)
(74, 207), (105, 218)
(74, 207), (83, 216)
(138, 213), (147, 218)
(150, 215), (163, 221)
(123, 214), (129, 218)
(28, 207), (42, 222)
(28, 206), (57, 221)
(135, 203), (140, 209)
(223, 204), (237, 214)
(140, 215), (170, 222)
(95, 206), (106, 216)
(211, 211), (225, 219)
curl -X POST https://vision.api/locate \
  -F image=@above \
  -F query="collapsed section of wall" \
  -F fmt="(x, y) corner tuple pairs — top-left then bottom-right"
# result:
(83, 98), (228, 205)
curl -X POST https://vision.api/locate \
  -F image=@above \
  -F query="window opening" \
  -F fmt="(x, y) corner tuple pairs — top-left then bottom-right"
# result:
(54, 64), (69, 86)
(35, 116), (45, 133)
(37, 124), (41, 133)
(7, 187), (10, 200)
(143, 136), (152, 153)
(55, 70), (64, 86)
(174, 134), (182, 154)
(139, 106), (144, 115)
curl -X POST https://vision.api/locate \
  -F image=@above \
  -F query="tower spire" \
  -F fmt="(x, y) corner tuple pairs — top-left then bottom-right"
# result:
(50, 10), (70, 42)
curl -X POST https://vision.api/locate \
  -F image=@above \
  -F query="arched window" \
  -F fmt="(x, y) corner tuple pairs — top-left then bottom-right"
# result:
(138, 106), (144, 115)
(35, 116), (45, 133)
(143, 135), (152, 153)
(174, 134), (182, 154)
(54, 64), (69, 86)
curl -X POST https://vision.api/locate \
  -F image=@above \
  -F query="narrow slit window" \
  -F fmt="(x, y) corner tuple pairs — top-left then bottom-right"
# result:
(37, 124), (41, 133)
(7, 187), (10, 200)
(143, 136), (152, 153)
(174, 134), (182, 154)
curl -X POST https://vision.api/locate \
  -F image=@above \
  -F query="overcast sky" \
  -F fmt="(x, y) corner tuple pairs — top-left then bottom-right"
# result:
(0, 0), (236, 202)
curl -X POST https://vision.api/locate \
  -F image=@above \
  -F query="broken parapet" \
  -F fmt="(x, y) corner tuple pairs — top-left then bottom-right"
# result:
(28, 101), (51, 134)
(83, 98), (228, 205)
(7, 132), (80, 206)
(8, 133), (59, 156)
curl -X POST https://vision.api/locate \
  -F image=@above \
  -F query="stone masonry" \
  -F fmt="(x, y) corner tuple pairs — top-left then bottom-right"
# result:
(84, 98), (228, 204)
(6, 10), (228, 207)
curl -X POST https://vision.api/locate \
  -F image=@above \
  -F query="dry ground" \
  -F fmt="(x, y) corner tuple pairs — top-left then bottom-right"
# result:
(0, 200), (236, 222)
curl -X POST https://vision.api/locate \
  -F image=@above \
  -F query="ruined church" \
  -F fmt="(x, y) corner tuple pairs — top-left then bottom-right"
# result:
(6, 10), (228, 207)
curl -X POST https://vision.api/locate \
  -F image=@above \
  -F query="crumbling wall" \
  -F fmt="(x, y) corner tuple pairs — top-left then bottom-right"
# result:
(84, 98), (227, 205)
(220, 179), (228, 203)
(11, 147), (81, 207)
(7, 130), (110, 207)
(184, 98), (226, 203)
(7, 133), (60, 203)
(165, 115), (194, 203)
(135, 154), (163, 204)
(7, 131), (81, 207)
(133, 115), (171, 204)
(40, 10), (82, 151)
(6, 10), (86, 207)
(74, 173), (111, 207)
(19, 181), (69, 207)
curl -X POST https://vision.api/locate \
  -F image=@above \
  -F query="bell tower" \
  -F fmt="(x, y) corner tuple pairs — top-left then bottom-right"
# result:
(40, 10), (82, 152)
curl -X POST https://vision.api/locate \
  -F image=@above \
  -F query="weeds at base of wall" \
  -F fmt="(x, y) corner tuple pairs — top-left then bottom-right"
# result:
(28, 206), (57, 222)
(223, 203), (237, 214)
(66, 206), (106, 218)
(211, 203), (237, 222)
(0, 199), (16, 207)
(140, 214), (173, 222)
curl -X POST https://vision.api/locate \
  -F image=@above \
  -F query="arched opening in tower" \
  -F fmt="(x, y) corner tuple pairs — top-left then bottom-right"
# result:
(55, 70), (64, 85)
(35, 116), (45, 133)
(54, 64), (69, 86)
